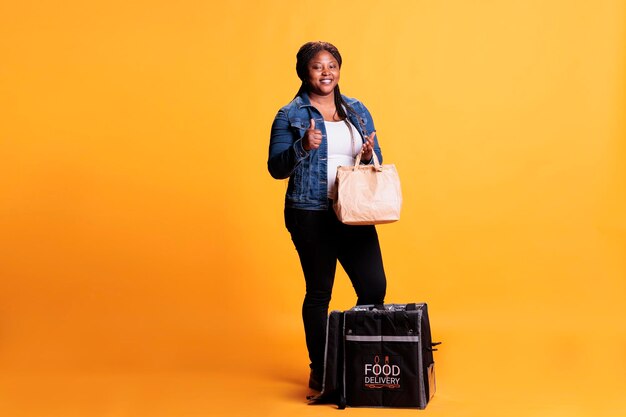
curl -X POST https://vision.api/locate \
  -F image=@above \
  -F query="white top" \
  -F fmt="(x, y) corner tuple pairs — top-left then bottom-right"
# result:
(326, 120), (361, 198)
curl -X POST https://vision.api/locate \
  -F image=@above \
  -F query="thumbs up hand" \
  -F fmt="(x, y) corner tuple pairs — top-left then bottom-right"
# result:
(303, 118), (322, 151)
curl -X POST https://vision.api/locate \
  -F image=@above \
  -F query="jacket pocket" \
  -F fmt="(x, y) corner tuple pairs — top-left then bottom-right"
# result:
(289, 119), (307, 138)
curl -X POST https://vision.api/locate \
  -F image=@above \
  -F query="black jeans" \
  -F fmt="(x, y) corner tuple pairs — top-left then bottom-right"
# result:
(285, 205), (387, 375)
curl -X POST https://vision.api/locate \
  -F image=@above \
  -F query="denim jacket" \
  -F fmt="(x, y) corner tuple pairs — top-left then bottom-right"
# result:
(268, 92), (383, 210)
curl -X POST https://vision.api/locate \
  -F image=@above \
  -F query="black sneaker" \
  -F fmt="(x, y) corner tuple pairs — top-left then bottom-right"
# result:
(306, 388), (321, 401)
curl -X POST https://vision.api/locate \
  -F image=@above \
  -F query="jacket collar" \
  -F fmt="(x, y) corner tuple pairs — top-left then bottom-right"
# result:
(294, 90), (358, 113)
(296, 91), (314, 109)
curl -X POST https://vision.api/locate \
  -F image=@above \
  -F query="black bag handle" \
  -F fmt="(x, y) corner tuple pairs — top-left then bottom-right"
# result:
(355, 305), (385, 326)
(369, 304), (417, 311)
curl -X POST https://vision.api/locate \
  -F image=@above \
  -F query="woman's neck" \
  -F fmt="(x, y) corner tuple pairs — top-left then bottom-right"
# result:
(308, 91), (341, 121)
(308, 91), (335, 107)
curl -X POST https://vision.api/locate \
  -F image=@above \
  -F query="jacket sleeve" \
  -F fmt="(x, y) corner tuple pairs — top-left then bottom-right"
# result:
(359, 103), (383, 165)
(267, 109), (309, 180)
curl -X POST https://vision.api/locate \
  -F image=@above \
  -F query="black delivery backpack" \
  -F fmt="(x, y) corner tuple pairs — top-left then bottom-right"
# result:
(310, 303), (440, 409)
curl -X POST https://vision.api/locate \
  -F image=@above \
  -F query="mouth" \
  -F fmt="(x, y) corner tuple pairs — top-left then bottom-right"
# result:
(320, 78), (333, 85)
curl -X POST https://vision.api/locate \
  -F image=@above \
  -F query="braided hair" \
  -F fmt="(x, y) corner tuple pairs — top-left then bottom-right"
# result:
(294, 41), (358, 123)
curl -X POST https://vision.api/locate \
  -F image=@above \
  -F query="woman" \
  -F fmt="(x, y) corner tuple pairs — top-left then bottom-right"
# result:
(267, 41), (387, 397)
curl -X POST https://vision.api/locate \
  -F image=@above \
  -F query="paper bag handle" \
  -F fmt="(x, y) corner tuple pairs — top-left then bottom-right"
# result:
(353, 149), (382, 171)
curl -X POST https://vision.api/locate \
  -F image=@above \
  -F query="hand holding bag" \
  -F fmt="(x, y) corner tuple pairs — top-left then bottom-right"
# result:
(333, 150), (402, 225)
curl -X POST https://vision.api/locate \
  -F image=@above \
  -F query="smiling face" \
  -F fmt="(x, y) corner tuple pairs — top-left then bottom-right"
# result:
(306, 50), (340, 97)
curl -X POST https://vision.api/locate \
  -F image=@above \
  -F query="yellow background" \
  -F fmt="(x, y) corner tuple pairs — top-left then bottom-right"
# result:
(1, 1), (625, 416)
